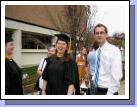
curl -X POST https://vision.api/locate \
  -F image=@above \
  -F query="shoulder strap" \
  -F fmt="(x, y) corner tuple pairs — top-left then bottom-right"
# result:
(41, 58), (46, 70)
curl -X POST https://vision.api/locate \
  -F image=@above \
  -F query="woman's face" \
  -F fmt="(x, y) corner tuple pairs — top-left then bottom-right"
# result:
(81, 48), (87, 55)
(5, 42), (15, 55)
(48, 47), (56, 57)
(56, 40), (67, 54)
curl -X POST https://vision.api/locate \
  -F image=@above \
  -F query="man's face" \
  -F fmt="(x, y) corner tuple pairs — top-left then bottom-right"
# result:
(5, 42), (15, 55)
(94, 27), (107, 45)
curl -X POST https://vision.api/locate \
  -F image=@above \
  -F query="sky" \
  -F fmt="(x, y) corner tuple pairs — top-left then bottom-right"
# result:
(93, 5), (126, 36)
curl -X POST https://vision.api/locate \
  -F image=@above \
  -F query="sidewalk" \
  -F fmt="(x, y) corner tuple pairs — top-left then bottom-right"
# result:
(119, 80), (125, 95)
(27, 80), (125, 95)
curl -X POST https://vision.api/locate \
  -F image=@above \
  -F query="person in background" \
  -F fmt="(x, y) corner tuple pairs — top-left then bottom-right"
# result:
(76, 47), (88, 85)
(93, 23), (122, 95)
(87, 41), (99, 95)
(87, 41), (99, 78)
(35, 46), (56, 94)
(5, 33), (23, 95)
(76, 47), (91, 94)
(42, 34), (80, 95)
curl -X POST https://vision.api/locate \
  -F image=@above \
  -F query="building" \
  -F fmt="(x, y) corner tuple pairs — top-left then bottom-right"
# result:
(5, 6), (65, 67)
(5, 5), (88, 67)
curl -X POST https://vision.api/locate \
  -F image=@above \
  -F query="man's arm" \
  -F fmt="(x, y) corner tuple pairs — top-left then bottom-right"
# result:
(107, 47), (123, 95)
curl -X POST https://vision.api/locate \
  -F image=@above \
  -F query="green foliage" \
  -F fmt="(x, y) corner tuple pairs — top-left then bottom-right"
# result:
(22, 66), (39, 94)
(107, 32), (125, 49)
(22, 66), (38, 76)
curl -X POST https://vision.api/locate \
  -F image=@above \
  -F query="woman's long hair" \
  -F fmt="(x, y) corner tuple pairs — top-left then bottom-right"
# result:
(48, 49), (72, 64)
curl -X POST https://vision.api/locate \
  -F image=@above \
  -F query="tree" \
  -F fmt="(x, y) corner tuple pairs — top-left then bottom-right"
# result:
(60, 6), (87, 51)
(107, 32), (125, 49)
(79, 5), (97, 50)
(58, 5), (97, 55)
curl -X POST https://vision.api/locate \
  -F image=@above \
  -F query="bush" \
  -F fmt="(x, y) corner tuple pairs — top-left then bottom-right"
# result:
(22, 66), (38, 76)
(22, 66), (39, 94)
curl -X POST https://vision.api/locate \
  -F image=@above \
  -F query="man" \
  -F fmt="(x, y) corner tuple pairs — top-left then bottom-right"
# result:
(92, 24), (122, 95)
(5, 33), (23, 95)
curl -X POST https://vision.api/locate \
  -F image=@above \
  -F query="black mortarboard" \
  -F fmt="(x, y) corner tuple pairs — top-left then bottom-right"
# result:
(5, 33), (13, 43)
(55, 34), (70, 44)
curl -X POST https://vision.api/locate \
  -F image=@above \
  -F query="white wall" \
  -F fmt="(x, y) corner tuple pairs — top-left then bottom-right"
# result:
(12, 30), (22, 66)
(21, 49), (48, 67)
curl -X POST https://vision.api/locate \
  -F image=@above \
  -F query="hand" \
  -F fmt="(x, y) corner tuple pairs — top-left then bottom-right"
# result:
(42, 90), (46, 95)
(67, 92), (73, 95)
(67, 84), (75, 95)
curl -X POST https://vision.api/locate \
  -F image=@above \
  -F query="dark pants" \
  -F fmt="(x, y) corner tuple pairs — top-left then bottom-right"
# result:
(95, 87), (118, 95)
(81, 88), (90, 95)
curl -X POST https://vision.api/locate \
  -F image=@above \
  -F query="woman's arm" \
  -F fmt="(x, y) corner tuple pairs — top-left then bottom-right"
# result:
(67, 84), (75, 95)
(76, 55), (79, 63)
(42, 80), (47, 95)
(37, 58), (46, 76)
(37, 69), (42, 76)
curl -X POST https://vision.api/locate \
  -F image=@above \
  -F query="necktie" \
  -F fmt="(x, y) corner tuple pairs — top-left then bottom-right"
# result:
(94, 48), (101, 87)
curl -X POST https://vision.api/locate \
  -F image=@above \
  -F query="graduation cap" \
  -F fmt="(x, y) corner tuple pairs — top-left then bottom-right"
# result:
(55, 34), (70, 44)
(5, 33), (13, 43)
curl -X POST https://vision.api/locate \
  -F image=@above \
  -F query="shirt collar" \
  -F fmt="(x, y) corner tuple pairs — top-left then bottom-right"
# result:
(99, 41), (109, 50)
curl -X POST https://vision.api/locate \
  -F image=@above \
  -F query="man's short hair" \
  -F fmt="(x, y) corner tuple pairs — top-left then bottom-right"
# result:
(94, 23), (108, 34)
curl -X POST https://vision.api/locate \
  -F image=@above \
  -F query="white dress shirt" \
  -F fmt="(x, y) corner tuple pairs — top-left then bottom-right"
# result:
(93, 41), (123, 95)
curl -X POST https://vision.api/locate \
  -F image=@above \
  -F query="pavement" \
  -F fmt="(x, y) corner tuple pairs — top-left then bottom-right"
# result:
(119, 80), (125, 95)
(29, 80), (125, 95)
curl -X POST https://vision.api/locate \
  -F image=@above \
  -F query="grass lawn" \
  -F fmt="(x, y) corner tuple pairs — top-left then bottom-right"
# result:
(22, 66), (39, 94)
(22, 65), (38, 76)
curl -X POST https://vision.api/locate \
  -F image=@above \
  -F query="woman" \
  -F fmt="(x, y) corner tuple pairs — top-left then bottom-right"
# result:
(87, 41), (99, 78)
(87, 41), (99, 95)
(42, 34), (80, 95)
(36, 46), (56, 93)
(76, 47), (88, 84)
(5, 33), (23, 95)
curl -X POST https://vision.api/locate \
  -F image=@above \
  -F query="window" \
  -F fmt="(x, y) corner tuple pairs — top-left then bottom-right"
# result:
(22, 32), (51, 49)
